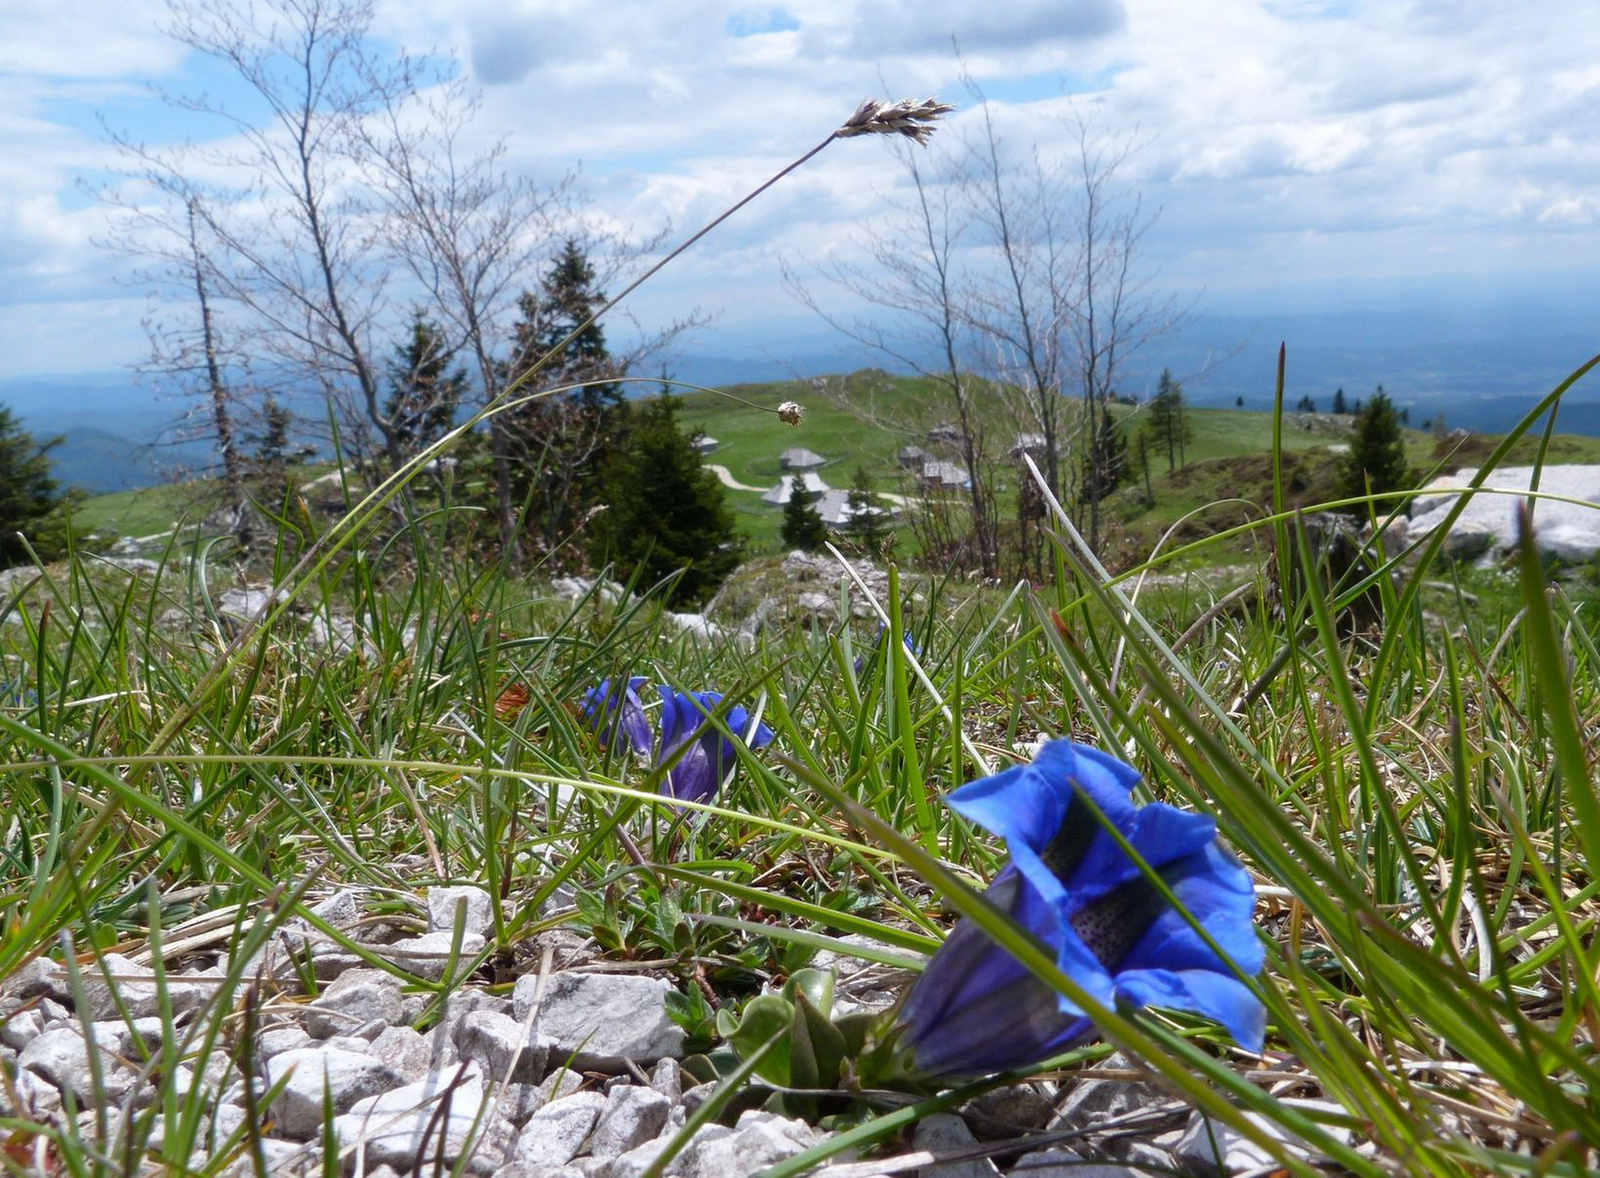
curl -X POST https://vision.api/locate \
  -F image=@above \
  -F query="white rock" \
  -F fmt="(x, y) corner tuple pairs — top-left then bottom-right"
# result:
(6, 1066), (62, 1117)
(605, 1133), (682, 1178)
(589, 1085), (671, 1159)
(215, 585), (284, 622)
(1171, 1101), (1351, 1175)
(78, 953), (167, 1020)
(650, 1058), (682, 1102)
(1408, 465), (1600, 562)
(334, 1067), (514, 1176)
(910, 1113), (997, 1177)
(216, 1138), (317, 1177)
(541, 1067), (588, 1103)
(1049, 1057), (1165, 1136)
(665, 612), (724, 641)
(386, 931), (488, 982)
(454, 1009), (548, 1083)
(514, 973), (684, 1073)
(0, 1007), (44, 1051)
(370, 1024), (436, 1081)
(258, 1026), (314, 1057)
(1008, 1149), (1142, 1176)
(428, 886), (497, 938)
(305, 968), (403, 1039)
(2, 957), (67, 1002)
(679, 1111), (816, 1178)
(265, 1046), (402, 1139)
(18, 1023), (143, 1104)
(515, 1090), (607, 1166)
(324, 1034), (376, 1053)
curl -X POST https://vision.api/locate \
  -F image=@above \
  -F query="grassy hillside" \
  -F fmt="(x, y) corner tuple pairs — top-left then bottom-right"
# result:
(71, 478), (225, 539)
(75, 370), (1600, 563)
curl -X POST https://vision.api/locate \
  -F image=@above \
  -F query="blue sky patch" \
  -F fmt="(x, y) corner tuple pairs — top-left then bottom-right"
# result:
(726, 8), (801, 37)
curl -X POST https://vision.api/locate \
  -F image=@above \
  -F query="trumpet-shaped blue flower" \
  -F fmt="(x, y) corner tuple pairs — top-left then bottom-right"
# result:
(581, 679), (775, 805)
(655, 687), (776, 804)
(895, 739), (1263, 1078)
(854, 625), (921, 675)
(581, 677), (653, 756)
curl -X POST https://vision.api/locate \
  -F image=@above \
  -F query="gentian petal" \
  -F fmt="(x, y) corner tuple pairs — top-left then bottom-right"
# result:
(583, 677), (651, 755)
(1113, 968), (1265, 1053)
(894, 739), (1265, 1078)
(1117, 841), (1262, 974)
(947, 741), (1142, 865)
(897, 868), (1096, 1077)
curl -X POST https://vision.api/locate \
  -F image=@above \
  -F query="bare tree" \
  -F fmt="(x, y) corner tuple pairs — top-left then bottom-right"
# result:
(97, 170), (257, 549)
(785, 143), (1000, 578)
(365, 75), (571, 552)
(962, 91), (1078, 509)
(964, 86), (1185, 554)
(152, 0), (426, 475)
(1061, 106), (1186, 552)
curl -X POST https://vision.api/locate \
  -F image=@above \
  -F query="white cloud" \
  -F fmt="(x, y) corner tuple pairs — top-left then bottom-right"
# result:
(3, 0), (1600, 377)
(0, 0), (177, 78)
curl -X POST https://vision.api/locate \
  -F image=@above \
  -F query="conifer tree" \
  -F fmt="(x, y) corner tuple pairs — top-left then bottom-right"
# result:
(247, 395), (313, 514)
(1340, 390), (1412, 514)
(1080, 409), (1128, 505)
(846, 464), (891, 554)
(385, 314), (467, 452)
(591, 395), (741, 605)
(0, 404), (82, 568)
(1143, 370), (1193, 471)
(503, 240), (627, 562)
(781, 475), (830, 552)
(1332, 387), (1348, 415)
(519, 239), (620, 409)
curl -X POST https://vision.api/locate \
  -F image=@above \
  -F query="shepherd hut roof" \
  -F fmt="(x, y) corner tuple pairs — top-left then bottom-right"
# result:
(780, 446), (827, 470)
(761, 471), (831, 505)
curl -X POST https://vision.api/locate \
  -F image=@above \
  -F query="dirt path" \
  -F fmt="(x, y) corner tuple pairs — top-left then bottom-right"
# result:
(704, 464), (769, 492)
(705, 463), (911, 507)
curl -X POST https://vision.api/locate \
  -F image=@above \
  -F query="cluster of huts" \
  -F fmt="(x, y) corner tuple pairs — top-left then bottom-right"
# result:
(717, 420), (1049, 533)
(760, 447), (889, 530)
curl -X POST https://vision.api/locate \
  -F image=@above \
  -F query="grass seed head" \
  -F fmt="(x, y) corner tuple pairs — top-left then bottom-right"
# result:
(835, 97), (956, 145)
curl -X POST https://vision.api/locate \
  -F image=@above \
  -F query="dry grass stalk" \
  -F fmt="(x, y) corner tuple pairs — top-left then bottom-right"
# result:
(835, 97), (956, 145)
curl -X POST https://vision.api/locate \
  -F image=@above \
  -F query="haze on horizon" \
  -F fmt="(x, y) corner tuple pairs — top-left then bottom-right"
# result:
(2, 0), (1597, 401)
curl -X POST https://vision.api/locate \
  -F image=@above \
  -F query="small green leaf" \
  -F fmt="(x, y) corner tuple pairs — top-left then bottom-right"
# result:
(783, 968), (835, 1016)
(729, 995), (794, 1087)
(794, 990), (848, 1090)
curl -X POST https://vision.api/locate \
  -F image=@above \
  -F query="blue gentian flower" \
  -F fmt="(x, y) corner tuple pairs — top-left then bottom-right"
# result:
(655, 687), (776, 804)
(581, 678), (775, 806)
(895, 739), (1263, 1078)
(581, 677), (652, 756)
(853, 625), (921, 675)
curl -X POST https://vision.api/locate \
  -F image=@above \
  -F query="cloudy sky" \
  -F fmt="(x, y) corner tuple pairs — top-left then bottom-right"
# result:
(3, 0), (1598, 387)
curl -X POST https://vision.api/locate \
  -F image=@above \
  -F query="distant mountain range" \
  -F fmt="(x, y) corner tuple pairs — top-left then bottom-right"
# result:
(4, 306), (1596, 493)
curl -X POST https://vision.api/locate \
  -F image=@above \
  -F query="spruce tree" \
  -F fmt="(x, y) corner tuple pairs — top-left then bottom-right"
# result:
(845, 464), (890, 555)
(781, 476), (830, 551)
(591, 395), (741, 605)
(1332, 387), (1348, 415)
(501, 240), (627, 562)
(1080, 409), (1128, 505)
(1144, 370), (1193, 471)
(385, 314), (467, 452)
(1340, 390), (1411, 515)
(247, 396), (314, 515)
(519, 239), (620, 409)
(0, 404), (81, 568)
